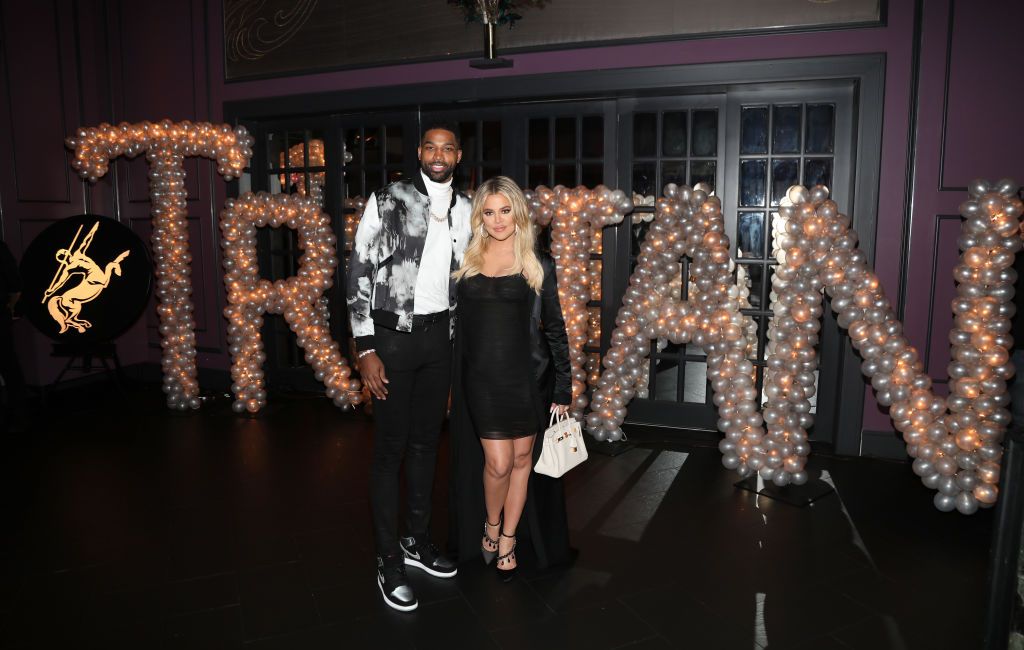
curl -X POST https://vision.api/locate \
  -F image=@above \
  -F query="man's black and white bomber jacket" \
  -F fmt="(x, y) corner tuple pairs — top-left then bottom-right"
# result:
(345, 173), (473, 352)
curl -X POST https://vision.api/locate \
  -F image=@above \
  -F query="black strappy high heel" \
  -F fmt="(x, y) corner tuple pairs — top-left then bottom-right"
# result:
(495, 530), (517, 582)
(482, 520), (500, 565)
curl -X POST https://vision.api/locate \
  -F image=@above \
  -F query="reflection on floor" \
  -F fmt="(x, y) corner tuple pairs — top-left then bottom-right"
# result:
(1, 385), (992, 649)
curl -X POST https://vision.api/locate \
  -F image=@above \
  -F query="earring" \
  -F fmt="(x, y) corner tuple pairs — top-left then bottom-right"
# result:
(478, 224), (488, 238)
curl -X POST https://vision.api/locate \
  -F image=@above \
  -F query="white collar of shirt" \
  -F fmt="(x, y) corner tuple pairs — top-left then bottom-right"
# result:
(421, 171), (453, 219)
(421, 171), (453, 199)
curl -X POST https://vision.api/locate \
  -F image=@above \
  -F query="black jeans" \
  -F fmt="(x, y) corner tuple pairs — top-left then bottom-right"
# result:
(370, 317), (452, 558)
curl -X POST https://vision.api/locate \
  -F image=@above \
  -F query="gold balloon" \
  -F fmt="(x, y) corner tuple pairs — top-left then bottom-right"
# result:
(219, 192), (360, 413)
(67, 120), (254, 410)
(526, 185), (631, 418)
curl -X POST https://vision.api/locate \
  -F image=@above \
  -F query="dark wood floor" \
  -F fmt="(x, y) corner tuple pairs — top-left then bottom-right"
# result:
(0, 382), (993, 649)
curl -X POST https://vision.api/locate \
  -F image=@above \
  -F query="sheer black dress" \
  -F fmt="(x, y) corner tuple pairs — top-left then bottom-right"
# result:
(448, 254), (574, 568)
(458, 273), (542, 439)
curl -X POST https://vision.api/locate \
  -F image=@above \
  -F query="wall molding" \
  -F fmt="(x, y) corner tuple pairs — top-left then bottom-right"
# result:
(936, 0), (966, 193)
(922, 212), (962, 376)
(5, 0), (73, 205)
(896, 0), (924, 320)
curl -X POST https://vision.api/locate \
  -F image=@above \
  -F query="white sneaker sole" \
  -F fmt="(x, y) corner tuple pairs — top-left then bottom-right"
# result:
(377, 576), (418, 612)
(403, 556), (457, 579)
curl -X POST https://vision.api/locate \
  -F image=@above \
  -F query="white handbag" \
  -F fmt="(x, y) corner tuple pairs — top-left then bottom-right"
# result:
(534, 411), (589, 478)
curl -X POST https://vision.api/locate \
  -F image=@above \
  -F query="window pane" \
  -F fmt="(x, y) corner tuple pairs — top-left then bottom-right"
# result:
(748, 315), (767, 361)
(633, 113), (657, 157)
(344, 172), (361, 199)
(528, 118), (549, 159)
(483, 164), (501, 184)
(653, 356), (680, 401)
(740, 159), (767, 207)
(458, 121), (478, 162)
(482, 121), (501, 161)
(805, 104), (835, 154)
(267, 132), (287, 170)
(683, 360), (708, 403)
(737, 212), (765, 259)
(691, 109), (718, 156)
(631, 220), (652, 261)
(386, 125), (403, 163)
(632, 162), (656, 197)
(582, 115), (603, 158)
(766, 213), (779, 263)
(662, 111), (687, 157)
(528, 164), (549, 187)
(454, 165), (472, 190)
(553, 164), (575, 187)
(690, 161), (716, 192)
(771, 159), (799, 207)
(744, 262), (765, 309)
(772, 105), (801, 154)
(803, 158), (833, 190)
(364, 126), (382, 165)
(581, 163), (603, 188)
(344, 128), (361, 165)
(662, 161), (686, 188)
(740, 106), (768, 155)
(555, 117), (576, 159)
(365, 174), (384, 196)
(285, 130), (306, 166)
(672, 260), (686, 300)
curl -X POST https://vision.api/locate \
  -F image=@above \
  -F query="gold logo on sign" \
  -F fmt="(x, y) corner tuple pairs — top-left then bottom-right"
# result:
(42, 221), (130, 334)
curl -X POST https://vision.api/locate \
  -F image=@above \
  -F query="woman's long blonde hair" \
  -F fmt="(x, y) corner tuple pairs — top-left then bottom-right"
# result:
(453, 176), (544, 292)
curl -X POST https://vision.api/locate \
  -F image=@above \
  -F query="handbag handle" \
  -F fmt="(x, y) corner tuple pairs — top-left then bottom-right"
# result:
(548, 410), (570, 427)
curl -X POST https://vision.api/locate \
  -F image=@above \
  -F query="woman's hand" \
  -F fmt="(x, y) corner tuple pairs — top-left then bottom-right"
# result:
(549, 403), (570, 416)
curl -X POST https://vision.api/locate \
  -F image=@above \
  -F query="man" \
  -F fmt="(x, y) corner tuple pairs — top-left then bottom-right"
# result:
(346, 122), (473, 612)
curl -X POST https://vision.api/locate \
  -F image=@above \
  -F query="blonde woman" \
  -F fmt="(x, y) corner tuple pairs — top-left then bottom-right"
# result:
(450, 176), (572, 580)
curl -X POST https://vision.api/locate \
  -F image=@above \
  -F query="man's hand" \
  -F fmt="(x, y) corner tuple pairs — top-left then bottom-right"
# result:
(359, 352), (389, 400)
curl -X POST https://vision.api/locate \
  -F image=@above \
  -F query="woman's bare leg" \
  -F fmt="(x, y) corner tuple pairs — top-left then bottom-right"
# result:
(497, 434), (536, 569)
(481, 438), (514, 552)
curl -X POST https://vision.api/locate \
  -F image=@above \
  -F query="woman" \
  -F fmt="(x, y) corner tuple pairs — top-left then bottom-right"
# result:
(449, 176), (573, 580)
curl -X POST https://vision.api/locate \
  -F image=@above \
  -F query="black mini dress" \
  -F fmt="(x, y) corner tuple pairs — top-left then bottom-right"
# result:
(457, 273), (543, 440)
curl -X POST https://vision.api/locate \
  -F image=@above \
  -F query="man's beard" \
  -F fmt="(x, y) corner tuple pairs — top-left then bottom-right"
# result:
(421, 159), (454, 183)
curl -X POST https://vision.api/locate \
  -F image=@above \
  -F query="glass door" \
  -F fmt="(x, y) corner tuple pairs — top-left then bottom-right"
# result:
(617, 95), (728, 431)
(618, 82), (855, 444)
(722, 82), (855, 443)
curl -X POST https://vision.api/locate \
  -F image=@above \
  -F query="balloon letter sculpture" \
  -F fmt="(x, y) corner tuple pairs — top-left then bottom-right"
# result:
(526, 185), (633, 415)
(220, 192), (360, 413)
(66, 121), (253, 410)
(586, 180), (1021, 513)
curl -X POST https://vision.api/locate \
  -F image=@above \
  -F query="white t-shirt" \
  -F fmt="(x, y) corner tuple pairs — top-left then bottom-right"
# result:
(413, 171), (454, 315)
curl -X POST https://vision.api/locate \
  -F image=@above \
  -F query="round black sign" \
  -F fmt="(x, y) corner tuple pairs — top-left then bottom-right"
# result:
(19, 214), (151, 343)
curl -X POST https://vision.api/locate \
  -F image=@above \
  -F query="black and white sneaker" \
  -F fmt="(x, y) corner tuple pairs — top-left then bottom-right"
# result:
(400, 536), (458, 578)
(377, 555), (418, 612)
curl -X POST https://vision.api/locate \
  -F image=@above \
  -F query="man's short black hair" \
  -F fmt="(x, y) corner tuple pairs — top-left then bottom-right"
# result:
(421, 121), (461, 148)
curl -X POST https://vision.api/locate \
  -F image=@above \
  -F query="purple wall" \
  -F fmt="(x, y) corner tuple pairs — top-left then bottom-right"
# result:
(1, 0), (1021, 443)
